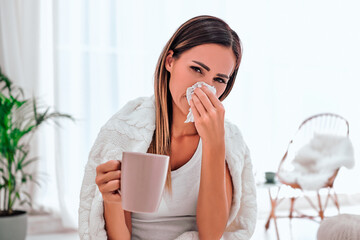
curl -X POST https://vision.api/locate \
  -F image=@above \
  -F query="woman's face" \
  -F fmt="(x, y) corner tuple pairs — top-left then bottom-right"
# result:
(165, 43), (236, 117)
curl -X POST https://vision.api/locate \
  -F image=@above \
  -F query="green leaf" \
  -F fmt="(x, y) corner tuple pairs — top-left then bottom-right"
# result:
(32, 98), (38, 124)
(19, 191), (33, 207)
(0, 157), (7, 166)
(15, 150), (29, 170)
(1, 65), (75, 212)
(22, 191), (32, 200)
(24, 174), (40, 187)
(21, 156), (40, 169)
(8, 174), (15, 192)
(21, 200), (32, 208)
(2, 176), (8, 185)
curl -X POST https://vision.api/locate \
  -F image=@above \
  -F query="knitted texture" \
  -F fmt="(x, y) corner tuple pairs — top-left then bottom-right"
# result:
(317, 214), (360, 240)
(78, 95), (257, 240)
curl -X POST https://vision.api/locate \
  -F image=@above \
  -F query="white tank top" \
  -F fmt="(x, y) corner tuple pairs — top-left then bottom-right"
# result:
(131, 139), (202, 240)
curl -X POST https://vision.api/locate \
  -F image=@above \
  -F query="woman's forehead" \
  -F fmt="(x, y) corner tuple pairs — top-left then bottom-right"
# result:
(179, 44), (236, 74)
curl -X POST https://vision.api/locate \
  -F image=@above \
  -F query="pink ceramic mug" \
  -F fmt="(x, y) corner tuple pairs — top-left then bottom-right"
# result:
(118, 152), (170, 213)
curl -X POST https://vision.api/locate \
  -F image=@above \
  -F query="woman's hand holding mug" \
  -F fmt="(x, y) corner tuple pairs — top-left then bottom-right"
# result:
(95, 160), (122, 203)
(95, 152), (169, 213)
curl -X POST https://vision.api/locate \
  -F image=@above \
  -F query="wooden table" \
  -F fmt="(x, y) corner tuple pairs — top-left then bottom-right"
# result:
(258, 182), (283, 240)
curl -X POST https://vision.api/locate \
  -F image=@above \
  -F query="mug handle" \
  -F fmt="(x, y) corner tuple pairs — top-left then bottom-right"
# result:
(117, 159), (122, 195)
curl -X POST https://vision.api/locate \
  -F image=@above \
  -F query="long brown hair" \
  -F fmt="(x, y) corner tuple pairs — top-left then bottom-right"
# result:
(148, 15), (242, 197)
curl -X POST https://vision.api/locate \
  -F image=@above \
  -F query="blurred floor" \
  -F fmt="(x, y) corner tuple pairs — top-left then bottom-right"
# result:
(27, 231), (79, 240)
(26, 205), (360, 240)
(252, 204), (360, 240)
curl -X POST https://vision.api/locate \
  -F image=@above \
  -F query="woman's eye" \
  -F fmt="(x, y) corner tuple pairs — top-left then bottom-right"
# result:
(215, 78), (226, 84)
(190, 66), (202, 74)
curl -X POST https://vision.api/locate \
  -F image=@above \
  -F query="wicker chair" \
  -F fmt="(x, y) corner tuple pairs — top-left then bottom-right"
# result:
(276, 113), (350, 221)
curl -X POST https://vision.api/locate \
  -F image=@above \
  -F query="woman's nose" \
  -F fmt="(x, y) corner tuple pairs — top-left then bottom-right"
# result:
(195, 78), (214, 87)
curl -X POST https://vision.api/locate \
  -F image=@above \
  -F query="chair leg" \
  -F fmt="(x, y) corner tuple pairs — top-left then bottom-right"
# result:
(317, 191), (324, 220)
(265, 187), (278, 230)
(289, 197), (295, 219)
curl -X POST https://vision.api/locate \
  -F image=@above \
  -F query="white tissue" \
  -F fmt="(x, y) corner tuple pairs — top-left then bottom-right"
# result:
(184, 82), (216, 123)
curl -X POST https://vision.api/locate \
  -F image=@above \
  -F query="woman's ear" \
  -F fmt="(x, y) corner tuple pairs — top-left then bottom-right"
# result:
(165, 50), (174, 72)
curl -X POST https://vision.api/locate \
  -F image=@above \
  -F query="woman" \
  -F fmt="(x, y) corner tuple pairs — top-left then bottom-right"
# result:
(79, 15), (257, 240)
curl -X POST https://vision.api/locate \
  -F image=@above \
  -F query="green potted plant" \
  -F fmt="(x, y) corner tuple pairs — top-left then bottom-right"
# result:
(0, 66), (75, 240)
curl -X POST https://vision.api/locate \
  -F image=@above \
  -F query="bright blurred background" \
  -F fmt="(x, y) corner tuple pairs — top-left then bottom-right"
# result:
(0, 0), (359, 239)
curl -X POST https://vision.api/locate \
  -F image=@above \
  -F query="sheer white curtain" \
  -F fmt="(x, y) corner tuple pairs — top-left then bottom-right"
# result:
(0, 0), (47, 213)
(0, 0), (74, 230)
(55, 0), (360, 223)
(54, 0), (360, 223)
(1, 0), (359, 232)
(0, 0), (69, 225)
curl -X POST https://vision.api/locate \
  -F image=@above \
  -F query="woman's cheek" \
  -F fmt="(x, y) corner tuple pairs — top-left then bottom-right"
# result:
(216, 86), (226, 98)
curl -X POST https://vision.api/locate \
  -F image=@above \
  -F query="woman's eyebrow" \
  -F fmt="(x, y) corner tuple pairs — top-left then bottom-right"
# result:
(192, 60), (210, 71)
(192, 60), (229, 79)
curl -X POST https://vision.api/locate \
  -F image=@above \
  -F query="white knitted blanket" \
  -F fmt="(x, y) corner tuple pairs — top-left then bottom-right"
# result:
(78, 95), (257, 240)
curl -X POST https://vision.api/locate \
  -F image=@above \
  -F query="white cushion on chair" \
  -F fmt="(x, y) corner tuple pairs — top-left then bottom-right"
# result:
(278, 133), (355, 190)
(317, 214), (360, 240)
(293, 133), (354, 171)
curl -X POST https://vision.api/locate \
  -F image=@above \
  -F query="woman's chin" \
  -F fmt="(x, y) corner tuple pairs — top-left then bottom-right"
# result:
(172, 99), (190, 116)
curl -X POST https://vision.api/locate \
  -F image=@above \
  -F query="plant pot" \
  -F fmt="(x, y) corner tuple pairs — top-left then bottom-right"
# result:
(0, 210), (28, 240)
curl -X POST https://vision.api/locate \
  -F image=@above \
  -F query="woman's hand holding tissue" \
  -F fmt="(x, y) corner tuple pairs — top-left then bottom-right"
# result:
(189, 85), (225, 147)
